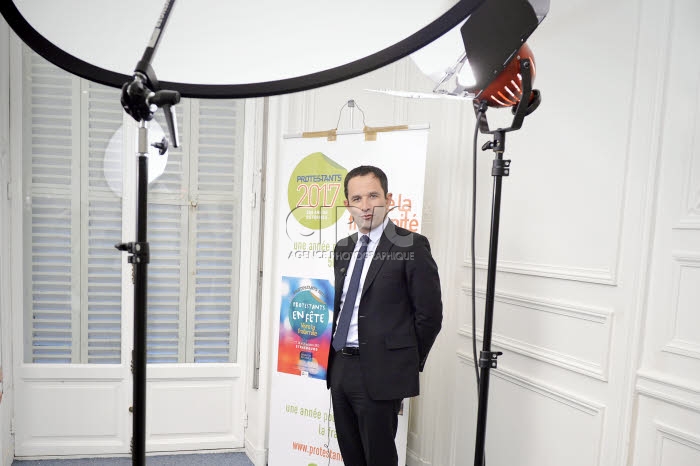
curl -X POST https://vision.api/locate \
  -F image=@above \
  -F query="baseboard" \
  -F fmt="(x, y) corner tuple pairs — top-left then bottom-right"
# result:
(245, 438), (267, 466)
(406, 448), (431, 466)
(0, 396), (12, 466)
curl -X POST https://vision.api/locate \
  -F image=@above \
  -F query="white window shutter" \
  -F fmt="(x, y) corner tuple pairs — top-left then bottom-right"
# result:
(146, 107), (189, 363)
(23, 49), (247, 365)
(145, 99), (244, 364)
(189, 100), (244, 363)
(146, 202), (188, 363)
(83, 80), (124, 364)
(191, 203), (236, 363)
(27, 196), (75, 363)
(23, 51), (80, 363)
(24, 50), (125, 364)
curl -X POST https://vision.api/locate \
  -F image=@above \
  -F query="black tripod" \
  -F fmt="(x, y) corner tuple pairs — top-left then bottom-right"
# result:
(115, 1), (180, 464)
(472, 58), (540, 466)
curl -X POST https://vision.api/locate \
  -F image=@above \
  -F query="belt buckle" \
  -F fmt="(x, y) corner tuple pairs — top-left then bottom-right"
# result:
(342, 346), (359, 356)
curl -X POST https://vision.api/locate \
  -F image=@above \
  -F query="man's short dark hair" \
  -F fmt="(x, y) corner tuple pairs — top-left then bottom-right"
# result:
(344, 165), (389, 198)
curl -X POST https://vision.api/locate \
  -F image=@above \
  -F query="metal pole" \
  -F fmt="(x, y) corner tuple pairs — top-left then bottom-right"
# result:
(474, 130), (507, 466)
(132, 121), (150, 465)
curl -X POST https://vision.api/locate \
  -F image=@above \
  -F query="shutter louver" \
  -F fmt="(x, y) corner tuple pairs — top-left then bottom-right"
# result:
(28, 55), (74, 189)
(86, 199), (122, 363)
(193, 204), (234, 363)
(85, 81), (124, 363)
(30, 197), (73, 363)
(191, 100), (244, 363)
(26, 52), (77, 363)
(196, 102), (241, 194)
(24, 49), (248, 365)
(147, 203), (186, 363)
(146, 105), (189, 363)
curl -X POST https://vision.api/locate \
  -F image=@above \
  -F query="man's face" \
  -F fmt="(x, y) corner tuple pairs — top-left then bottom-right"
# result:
(344, 174), (392, 234)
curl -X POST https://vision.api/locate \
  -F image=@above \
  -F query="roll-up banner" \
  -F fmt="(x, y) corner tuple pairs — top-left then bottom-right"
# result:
(269, 126), (429, 465)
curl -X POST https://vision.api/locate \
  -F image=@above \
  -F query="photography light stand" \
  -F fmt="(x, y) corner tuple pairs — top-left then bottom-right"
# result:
(472, 58), (540, 466)
(115, 1), (180, 464)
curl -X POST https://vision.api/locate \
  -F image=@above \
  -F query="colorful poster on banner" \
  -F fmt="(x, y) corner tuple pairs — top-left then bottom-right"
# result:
(278, 276), (334, 379)
(268, 127), (429, 466)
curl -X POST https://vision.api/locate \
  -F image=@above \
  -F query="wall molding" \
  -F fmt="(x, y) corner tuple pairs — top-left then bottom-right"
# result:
(456, 351), (606, 466)
(666, 253), (700, 358)
(674, 70), (700, 230)
(463, 287), (612, 324)
(460, 287), (613, 380)
(406, 448), (431, 466)
(463, 257), (616, 285)
(637, 370), (700, 413)
(655, 422), (700, 461)
(456, 350), (605, 416)
(460, 328), (607, 382)
(674, 219), (700, 230)
(663, 339), (700, 360)
(670, 251), (700, 264)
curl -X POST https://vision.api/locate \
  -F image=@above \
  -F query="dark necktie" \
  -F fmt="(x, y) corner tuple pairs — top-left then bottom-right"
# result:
(333, 235), (370, 352)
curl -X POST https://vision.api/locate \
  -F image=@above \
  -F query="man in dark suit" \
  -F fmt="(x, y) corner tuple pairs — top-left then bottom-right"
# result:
(327, 165), (442, 466)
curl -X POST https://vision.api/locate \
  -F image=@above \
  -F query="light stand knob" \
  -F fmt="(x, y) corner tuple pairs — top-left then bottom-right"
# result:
(151, 137), (169, 155)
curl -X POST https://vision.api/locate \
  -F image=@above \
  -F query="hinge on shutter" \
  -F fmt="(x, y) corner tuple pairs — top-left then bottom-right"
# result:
(244, 412), (248, 429)
(5, 182), (9, 200)
(250, 192), (256, 208)
(10, 417), (15, 435)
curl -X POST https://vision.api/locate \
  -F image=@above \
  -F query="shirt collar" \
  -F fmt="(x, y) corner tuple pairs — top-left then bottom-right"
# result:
(364, 216), (391, 244)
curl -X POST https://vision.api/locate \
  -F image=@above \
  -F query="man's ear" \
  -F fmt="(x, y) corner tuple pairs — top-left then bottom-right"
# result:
(343, 200), (349, 207)
(385, 192), (393, 205)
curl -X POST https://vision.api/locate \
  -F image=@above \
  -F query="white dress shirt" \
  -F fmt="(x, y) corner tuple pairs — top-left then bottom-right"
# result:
(336, 216), (391, 347)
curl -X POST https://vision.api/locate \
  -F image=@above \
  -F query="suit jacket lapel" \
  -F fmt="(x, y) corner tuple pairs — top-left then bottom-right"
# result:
(361, 220), (397, 298)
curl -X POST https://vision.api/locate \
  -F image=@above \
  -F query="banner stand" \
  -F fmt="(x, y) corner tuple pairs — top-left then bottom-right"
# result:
(268, 122), (430, 466)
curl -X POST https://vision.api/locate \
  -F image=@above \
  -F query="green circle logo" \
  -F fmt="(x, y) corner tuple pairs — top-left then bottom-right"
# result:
(288, 152), (347, 230)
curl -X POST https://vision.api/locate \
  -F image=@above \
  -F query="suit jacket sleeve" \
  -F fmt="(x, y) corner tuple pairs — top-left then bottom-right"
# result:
(405, 234), (443, 371)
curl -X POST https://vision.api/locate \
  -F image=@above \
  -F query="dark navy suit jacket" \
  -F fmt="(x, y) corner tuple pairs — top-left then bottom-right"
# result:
(326, 221), (443, 400)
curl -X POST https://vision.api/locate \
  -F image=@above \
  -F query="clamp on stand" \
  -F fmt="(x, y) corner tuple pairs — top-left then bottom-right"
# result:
(115, 242), (151, 266)
(479, 350), (503, 370)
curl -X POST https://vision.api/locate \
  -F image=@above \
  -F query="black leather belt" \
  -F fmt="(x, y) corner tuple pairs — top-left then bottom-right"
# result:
(340, 346), (360, 356)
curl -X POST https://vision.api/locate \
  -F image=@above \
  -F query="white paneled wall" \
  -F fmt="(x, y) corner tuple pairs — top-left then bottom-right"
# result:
(630, 1), (700, 466)
(274, 0), (700, 465)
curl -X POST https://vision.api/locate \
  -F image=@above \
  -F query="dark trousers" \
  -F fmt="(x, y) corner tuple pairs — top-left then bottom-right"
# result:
(330, 351), (403, 466)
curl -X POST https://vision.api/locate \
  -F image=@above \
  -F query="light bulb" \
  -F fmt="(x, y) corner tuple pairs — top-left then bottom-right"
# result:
(456, 60), (476, 88)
